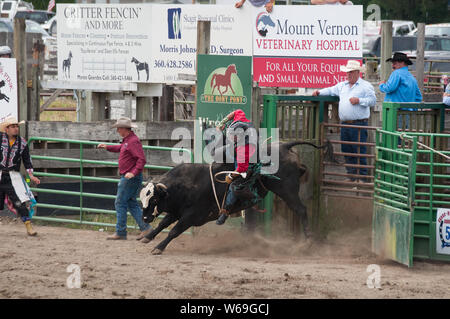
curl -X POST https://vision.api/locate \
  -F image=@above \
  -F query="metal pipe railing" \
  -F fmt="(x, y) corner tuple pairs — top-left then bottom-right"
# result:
(26, 136), (193, 234)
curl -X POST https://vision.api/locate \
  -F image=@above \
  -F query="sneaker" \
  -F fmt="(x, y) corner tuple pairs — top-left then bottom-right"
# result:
(106, 233), (127, 240)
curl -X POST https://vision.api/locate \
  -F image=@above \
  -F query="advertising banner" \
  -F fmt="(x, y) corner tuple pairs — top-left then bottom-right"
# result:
(57, 4), (252, 84)
(151, 4), (252, 84)
(436, 208), (450, 255)
(0, 58), (18, 122)
(196, 54), (252, 121)
(252, 5), (363, 88)
(57, 4), (153, 83)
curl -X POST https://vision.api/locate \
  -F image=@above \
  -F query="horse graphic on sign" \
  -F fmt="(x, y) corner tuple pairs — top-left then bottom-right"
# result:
(210, 64), (237, 96)
(0, 80), (9, 102)
(131, 57), (149, 81)
(62, 51), (73, 79)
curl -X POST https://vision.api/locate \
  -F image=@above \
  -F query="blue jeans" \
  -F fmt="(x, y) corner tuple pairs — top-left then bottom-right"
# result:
(115, 173), (150, 237)
(398, 114), (411, 130)
(341, 121), (368, 179)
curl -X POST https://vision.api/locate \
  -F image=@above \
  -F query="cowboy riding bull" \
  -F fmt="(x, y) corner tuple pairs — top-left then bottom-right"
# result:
(139, 110), (334, 255)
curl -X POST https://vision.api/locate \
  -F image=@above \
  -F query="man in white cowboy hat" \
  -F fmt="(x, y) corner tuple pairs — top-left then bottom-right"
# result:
(0, 46), (12, 58)
(98, 117), (151, 240)
(313, 60), (376, 183)
(0, 116), (40, 236)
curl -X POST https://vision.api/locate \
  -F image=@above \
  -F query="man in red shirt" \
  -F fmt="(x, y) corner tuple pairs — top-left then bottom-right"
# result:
(98, 117), (151, 240)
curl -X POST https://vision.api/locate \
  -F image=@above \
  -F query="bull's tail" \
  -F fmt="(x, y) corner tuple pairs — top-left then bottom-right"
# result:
(282, 140), (339, 164)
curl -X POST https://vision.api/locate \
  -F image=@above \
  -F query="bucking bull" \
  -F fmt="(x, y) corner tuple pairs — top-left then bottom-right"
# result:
(139, 140), (334, 255)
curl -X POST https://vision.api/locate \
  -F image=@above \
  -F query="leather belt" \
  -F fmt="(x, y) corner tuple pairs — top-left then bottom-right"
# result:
(342, 119), (368, 124)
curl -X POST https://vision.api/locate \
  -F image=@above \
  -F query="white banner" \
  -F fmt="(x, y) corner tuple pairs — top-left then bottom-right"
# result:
(0, 58), (18, 122)
(253, 5), (363, 58)
(436, 208), (450, 255)
(57, 4), (153, 83)
(57, 4), (252, 84)
(150, 4), (252, 83)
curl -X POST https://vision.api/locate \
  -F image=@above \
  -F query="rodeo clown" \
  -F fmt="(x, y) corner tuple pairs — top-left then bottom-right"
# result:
(215, 109), (261, 225)
(0, 116), (40, 236)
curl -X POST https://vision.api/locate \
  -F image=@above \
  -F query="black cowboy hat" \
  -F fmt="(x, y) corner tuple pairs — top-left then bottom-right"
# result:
(386, 52), (413, 65)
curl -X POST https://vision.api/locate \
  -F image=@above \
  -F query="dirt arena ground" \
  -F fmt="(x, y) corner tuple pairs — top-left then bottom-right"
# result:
(1, 217), (450, 299)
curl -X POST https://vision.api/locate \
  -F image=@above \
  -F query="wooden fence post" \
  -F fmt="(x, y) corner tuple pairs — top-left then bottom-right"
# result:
(14, 18), (27, 122)
(416, 23), (425, 98)
(380, 21), (393, 82)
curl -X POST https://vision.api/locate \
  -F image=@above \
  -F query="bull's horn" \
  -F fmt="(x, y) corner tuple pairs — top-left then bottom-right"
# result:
(156, 183), (167, 190)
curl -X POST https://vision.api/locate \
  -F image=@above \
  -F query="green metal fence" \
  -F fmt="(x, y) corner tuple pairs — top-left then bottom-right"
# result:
(373, 102), (450, 267)
(261, 95), (339, 235)
(402, 131), (450, 263)
(373, 130), (418, 267)
(27, 137), (193, 233)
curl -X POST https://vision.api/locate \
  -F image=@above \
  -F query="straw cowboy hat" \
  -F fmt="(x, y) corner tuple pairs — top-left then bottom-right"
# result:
(111, 117), (137, 129)
(0, 116), (24, 133)
(340, 60), (366, 73)
(386, 52), (413, 65)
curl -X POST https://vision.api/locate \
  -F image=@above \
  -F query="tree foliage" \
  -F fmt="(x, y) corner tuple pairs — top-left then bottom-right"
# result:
(353, 0), (449, 24)
(29, 0), (75, 12)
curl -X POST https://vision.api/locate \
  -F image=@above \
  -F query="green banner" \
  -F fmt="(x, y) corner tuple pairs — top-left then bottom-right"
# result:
(196, 54), (252, 122)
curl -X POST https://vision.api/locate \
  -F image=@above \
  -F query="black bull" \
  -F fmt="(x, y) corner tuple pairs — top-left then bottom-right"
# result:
(140, 140), (334, 255)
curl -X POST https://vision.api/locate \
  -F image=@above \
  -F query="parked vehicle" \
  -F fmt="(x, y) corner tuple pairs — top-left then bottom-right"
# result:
(408, 51), (450, 73)
(14, 10), (55, 25)
(0, 17), (54, 55)
(364, 35), (450, 58)
(409, 23), (450, 37)
(25, 19), (52, 40)
(42, 15), (56, 36)
(0, 17), (13, 32)
(363, 20), (417, 53)
(363, 20), (416, 38)
(392, 20), (417, 36)
(0, 0), (33, 19)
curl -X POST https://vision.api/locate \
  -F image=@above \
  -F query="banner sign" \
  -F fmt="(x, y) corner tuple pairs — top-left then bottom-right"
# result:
(436, 208), (450, 255)
(57, 4), (252, 84)
(196, 54), (252, 121)
(57, 4), (153, 83)
(252, 5), (363, 88)
(0, 58), (18, 122)
(151, 4), (252, 84)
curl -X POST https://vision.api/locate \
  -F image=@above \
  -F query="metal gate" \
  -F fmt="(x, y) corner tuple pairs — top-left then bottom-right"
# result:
(373, 102), (450, 267)
(27, 137), (193, 234)
(261, 95), (338, 235)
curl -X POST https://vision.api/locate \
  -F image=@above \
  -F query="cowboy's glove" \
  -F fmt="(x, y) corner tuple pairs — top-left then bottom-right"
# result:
(225, 174), (233, 184)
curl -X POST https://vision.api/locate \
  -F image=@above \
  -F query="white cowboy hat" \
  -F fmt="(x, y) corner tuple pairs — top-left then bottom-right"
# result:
(0, 116), (24, 133)
(111, 117), (137, 129)
(0, 46), (11, 56)
(340, 60), (365, 73)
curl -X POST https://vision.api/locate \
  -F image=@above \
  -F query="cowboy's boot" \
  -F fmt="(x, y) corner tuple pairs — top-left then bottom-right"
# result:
(24, 220), (37, 236)
(216, 209), (229, 225)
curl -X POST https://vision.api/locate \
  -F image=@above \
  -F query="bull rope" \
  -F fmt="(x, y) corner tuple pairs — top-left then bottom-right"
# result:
(209, 163), (229, 213)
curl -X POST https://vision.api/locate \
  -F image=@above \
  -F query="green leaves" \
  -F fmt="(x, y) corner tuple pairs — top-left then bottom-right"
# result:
(354, 0), (448, 24)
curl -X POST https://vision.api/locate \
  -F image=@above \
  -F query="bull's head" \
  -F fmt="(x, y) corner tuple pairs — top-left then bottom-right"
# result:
(139, 182), (169, 224)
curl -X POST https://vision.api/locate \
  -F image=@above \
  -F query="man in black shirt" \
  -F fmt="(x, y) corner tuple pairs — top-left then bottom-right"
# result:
(0, 116), (40, 236)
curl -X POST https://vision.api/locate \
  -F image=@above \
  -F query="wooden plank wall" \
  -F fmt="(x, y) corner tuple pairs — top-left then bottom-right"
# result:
(0, 32), (44, 76)
(26, 121), (194, 180)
